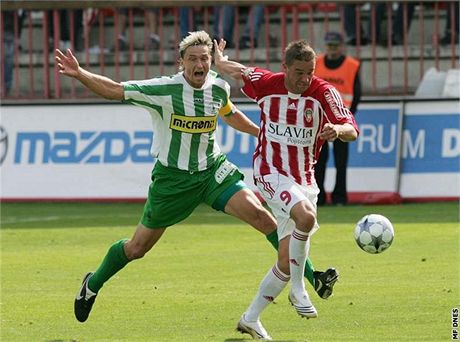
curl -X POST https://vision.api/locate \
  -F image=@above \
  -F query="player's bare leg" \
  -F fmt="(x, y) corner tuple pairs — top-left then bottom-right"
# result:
(224, 188), (277, 234)
(226, 188), (338, 299)
(74, 224), (165, 322)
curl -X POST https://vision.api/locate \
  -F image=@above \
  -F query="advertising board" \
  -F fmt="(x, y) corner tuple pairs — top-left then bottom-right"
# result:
(1, 101), (458, 202)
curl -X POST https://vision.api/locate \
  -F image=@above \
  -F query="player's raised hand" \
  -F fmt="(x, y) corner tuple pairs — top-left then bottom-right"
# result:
(55, 49), (79, 78)
(213, 39), (228, 63)
(212, 38), (246, 80)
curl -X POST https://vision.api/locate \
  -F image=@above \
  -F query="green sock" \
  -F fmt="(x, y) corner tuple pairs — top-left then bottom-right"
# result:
(304, 257), (315, 287)
(265, 229), (279, 249)
(265, 229), (316, 287)
(88, 239), (130, 293)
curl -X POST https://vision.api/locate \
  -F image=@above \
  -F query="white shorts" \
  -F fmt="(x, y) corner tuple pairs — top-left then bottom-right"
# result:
(255, 174), (320, 241)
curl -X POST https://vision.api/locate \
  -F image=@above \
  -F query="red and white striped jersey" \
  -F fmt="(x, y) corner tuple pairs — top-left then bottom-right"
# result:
(241, 67), (359, 187)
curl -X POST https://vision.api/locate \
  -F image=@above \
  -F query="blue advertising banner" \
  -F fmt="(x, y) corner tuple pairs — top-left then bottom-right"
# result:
(1, 101), (458, 201)
(401, 113), (460, 173)
(349, 108), (401, 168)
(220, 106), (403, 170)
(399, 101), (460, 199)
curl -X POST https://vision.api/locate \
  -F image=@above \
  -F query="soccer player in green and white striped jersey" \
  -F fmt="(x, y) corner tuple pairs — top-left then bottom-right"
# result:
(123, 68), (232, 172)
(56, 31), (334, 327)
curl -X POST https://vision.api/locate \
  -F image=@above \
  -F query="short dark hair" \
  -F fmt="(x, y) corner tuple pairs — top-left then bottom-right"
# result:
(284, 40), (316, 66)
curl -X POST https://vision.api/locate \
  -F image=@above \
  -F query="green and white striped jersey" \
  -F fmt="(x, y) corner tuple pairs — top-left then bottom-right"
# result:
(123, 70), (234, 172)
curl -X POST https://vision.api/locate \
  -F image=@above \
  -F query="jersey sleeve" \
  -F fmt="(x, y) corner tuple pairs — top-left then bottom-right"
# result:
(121, 78), (165, 117)
(219, 98), (236, 117)
(320, 85), (359, 133)
(241, 67), (272, 101)
(123, 79), (153, 102)
(217, 79), (236, 116)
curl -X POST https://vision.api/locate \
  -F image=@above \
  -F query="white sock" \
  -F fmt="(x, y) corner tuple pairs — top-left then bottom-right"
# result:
(245, 263), (290, 322)
(289, 228), (310, 294)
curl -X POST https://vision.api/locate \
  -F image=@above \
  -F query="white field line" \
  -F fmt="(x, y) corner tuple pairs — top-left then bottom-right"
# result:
(1, 212), (221, 225)
(1, 214), (132, 224)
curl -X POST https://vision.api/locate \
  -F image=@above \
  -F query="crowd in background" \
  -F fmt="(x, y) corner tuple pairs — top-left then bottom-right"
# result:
(2, 3), (459, 96)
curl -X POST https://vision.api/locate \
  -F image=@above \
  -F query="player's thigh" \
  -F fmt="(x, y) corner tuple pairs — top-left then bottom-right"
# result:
(256, 174), (319, 239)
(203, 156), (276, 233)
(224, 187), (276, 234)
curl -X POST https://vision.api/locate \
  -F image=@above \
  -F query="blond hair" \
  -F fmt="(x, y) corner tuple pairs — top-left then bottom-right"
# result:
(284, 40), (316, 66)
(179, 31), (213, 58)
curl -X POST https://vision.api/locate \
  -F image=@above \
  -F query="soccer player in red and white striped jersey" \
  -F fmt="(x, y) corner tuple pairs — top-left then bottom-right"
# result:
(215, 39), (359, 339)
(243, 66), (356, 187)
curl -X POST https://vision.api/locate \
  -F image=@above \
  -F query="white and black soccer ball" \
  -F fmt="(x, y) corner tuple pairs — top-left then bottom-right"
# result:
(354, 214), (394, 254)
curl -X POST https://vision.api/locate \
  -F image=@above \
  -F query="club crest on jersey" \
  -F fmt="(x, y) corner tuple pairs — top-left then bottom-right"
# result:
(210, 99), (222, 115)
(170, 114), (217, 134)
(304, 108), (313, 122)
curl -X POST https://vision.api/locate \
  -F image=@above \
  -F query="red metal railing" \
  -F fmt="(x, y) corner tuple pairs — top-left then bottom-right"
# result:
(0, 1), (458, 100)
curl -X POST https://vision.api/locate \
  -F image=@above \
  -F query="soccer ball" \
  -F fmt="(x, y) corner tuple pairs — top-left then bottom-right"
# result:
(354, 214), (394, 254)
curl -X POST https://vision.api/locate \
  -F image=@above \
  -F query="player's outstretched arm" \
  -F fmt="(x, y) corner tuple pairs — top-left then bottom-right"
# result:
(319, 123), (358, 142)
(213, 39), (246, 80)
(55, 49), (124, 101)
(221, 108), (259, 137)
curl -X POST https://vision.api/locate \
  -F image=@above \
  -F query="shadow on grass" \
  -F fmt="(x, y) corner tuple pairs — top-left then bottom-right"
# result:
(225, 339), (298, 342)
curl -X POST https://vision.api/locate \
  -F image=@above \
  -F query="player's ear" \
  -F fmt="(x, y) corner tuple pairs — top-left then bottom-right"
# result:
(282, 63), (288, 73)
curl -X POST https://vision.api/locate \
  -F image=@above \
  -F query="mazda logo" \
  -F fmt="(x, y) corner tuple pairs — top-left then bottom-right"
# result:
(0, 126), (8, 166)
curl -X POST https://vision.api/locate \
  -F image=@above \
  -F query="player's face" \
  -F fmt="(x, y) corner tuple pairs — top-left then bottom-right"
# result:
(180, 45), (212, 88)
(283, 59), (316, 94)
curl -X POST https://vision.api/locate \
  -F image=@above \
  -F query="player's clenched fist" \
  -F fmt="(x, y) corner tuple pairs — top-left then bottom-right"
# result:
(319, 123), (340, 142)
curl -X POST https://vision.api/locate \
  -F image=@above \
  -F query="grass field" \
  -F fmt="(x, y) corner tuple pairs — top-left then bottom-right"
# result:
(1, 202), (459, 342)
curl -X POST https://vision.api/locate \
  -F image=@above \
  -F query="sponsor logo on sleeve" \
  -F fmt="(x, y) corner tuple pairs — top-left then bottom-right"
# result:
(324, 90), (341, 118)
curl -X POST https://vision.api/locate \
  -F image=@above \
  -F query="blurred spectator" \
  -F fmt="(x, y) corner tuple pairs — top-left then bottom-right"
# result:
(314, 32), (362, 206)
(221, 5), (269, 49)
(344, 3), (415, 46)
(48, 9), (83, 51)
(370, 2), (416, 45)
(180, 6), (220, 40)
(2, 10), (26, 95)
(115, 8), (160, 50)
(343, 4), (368, 46)
(441, 1), (459, 45)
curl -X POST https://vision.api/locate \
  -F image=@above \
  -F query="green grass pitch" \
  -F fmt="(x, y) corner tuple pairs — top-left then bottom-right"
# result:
(1, 202), (459, 341)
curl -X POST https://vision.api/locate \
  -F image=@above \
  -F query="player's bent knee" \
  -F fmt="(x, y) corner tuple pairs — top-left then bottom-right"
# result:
(293, 210), (316, 233)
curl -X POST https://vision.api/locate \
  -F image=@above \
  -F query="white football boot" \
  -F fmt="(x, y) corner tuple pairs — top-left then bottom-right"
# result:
(236, 314), (272, 340)
(288, 291), (318, 318)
